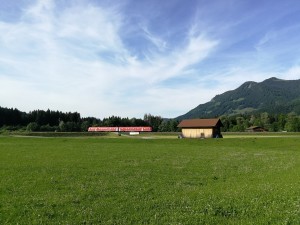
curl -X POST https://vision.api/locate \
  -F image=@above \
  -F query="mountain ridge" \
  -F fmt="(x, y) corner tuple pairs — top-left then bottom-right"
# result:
(176, 77), (300, 120)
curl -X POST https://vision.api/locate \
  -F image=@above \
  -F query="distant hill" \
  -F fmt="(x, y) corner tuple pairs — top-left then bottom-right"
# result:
(176, 77), (300, 120)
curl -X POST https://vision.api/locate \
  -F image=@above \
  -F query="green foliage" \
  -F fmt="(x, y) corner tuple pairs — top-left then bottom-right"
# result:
(220, 113), (300, 132)
(144, 114), (163, 132)
(158, 119), (179, 132)
(284, 114), (300, 132)
(26, 122), (39, 132)
(40, 124), (57, 132)
(0, 107), (158, 132)
(1, 137), (300, 224)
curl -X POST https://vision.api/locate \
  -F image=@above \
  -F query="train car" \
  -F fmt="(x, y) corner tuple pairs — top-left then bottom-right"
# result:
(88, 127), (118, 132)
(119, 127), (152, 132)
(88, 126), (152, 132)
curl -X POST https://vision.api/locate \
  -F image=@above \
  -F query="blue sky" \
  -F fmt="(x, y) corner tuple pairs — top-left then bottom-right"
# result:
(1, 0), (300, 118)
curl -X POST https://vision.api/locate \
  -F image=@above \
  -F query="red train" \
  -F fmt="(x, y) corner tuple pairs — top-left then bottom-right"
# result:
(88, 127), (152, 132)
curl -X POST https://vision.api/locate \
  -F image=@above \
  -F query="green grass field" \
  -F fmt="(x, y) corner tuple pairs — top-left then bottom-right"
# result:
(1, 135), (300, 224)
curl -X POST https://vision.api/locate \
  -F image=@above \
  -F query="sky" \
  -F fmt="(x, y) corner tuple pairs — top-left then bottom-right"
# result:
(1, 0), (300, 119)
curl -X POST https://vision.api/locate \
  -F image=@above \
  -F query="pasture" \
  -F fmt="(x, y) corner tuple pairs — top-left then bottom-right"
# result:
(1, 135), (300, 224)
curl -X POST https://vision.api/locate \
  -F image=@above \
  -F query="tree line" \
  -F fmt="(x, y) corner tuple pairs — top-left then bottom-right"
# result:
(0, 107), (179, 132)
(1, 106), (300, 132)
(220, 112), (300, 132)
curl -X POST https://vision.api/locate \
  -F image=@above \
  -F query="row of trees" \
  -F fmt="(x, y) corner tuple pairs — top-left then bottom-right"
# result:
(1, 106), (300, 132)
(0, 107), (176, 132)
(220, 113), (300, 132)
(0, 107), (82, 127)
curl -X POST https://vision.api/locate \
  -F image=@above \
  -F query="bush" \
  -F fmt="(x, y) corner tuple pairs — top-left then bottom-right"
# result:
(26, 122), (39, 132)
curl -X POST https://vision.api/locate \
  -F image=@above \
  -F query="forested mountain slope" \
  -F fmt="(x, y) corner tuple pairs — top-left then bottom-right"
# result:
(176, 77), (300, 120)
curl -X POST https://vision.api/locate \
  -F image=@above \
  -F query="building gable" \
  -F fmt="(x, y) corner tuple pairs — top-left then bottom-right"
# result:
(178, 118), (223, 138)
(178, 118), (223, 128)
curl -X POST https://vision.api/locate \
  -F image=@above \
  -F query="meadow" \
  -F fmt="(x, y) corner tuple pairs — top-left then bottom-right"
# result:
(1, 134), (300, 224)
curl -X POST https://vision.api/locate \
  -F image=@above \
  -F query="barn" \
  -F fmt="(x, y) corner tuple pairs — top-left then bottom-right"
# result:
(245, 126), (267, 132)
(177, 118), (223, 138)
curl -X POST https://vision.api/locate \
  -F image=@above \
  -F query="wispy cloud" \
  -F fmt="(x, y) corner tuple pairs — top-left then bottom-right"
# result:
(255, 31), (277, 51)
(140, 25), (167, 51)
(0, 0), (299, 118)
(0, 0), (220, 118)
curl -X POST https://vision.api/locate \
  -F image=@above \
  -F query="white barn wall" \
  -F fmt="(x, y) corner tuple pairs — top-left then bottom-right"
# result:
(182, 128), (213, 138)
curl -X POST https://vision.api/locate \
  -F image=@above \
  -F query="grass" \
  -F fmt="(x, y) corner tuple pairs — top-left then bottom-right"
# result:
(0, 131), (111, 137)
(223, 132), (300, 139)
(1, 135), (300, 224)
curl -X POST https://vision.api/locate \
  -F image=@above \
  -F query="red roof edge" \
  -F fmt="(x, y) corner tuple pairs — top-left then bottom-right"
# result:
(178, 118), (223, 128)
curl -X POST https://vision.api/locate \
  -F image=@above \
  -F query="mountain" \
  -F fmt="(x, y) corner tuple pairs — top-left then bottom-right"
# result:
(176, 77), (300, 120)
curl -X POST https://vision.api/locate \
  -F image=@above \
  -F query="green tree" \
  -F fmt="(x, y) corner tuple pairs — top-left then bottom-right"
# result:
(144, 114), (163, 132)
(278, 114), (287, 131)
(26, 122), (39, 132)
(81, 121), (90, 132)
(169, 120), (179, 132)
(260, 112), (271, 130)
(59, 121), (66, 132)
(158, 120), (169, 132)
(285, 114), (300, 132)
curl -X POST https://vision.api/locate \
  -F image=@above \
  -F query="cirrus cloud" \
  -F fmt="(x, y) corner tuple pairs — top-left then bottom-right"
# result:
(0, 0), (299, 118)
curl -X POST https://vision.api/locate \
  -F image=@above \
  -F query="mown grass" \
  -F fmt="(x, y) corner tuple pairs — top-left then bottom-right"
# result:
(1, 136), (300, 224)
(0, 131), (111, 137)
